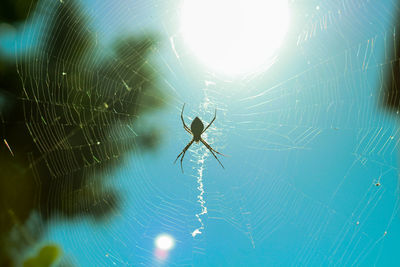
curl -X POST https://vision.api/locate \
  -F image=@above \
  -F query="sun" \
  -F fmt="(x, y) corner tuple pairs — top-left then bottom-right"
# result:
(180, 0), (290, 76)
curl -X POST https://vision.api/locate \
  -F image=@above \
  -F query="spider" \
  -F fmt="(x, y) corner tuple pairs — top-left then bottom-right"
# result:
(174, 104), (225, 172)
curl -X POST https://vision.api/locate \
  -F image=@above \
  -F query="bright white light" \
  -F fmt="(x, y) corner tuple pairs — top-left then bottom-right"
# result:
(181, 0), (290, 75)
(155, 234), (175, 251)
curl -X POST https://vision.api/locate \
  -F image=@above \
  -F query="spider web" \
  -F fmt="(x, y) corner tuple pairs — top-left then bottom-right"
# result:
(2, 0), (400, 266)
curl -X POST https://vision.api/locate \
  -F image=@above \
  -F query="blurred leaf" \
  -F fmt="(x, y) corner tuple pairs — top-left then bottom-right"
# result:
(23, 245), (61, 267)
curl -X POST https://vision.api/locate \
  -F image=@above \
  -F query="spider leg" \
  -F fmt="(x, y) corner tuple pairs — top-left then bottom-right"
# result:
(174, 139), (194, 173)
(200, 138), (225, 169)
(180, 104), (192, 135)
(200, 138), (226, 156)
(202, 108), (217, 134)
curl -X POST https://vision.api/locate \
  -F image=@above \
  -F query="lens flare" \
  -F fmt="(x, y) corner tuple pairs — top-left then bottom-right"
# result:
(155, 234), (175, 251)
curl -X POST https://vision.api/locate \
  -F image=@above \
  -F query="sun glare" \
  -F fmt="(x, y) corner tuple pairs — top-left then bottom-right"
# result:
(180, 0), (290, 76)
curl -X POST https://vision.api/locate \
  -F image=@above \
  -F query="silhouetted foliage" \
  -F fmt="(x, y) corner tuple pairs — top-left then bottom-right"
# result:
(0, 0), (164, 265)
(383, 4), (400, 111)
(0, 0), (38, 23)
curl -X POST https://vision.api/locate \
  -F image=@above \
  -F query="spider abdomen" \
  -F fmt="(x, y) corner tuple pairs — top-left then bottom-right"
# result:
(191, 117), (204, 140)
